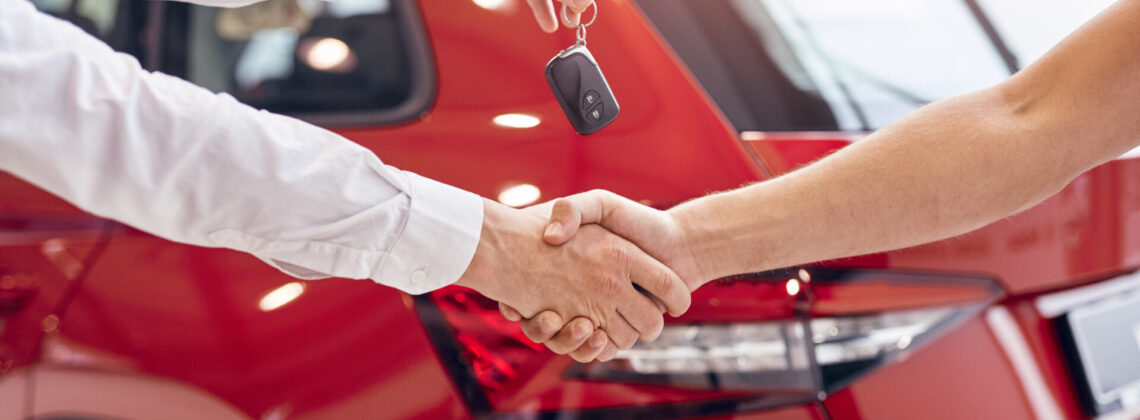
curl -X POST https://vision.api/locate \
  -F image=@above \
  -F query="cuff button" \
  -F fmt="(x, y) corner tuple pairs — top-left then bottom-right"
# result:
(410, 269), (427, 285)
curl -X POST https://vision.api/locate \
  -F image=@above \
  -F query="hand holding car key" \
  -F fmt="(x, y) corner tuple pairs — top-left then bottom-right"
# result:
(544, 2), (620, 135)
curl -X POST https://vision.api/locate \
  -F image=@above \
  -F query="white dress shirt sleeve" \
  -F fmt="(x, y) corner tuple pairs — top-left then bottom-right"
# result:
(0, 0), (484, 294)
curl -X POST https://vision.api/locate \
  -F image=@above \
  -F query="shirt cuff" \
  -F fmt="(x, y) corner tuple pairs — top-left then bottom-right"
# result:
(370, 171), (484, 294)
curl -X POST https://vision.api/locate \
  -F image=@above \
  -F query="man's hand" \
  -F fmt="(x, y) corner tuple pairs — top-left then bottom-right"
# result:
(526, 0), (594, 33)
(543, 190), (704, 286)
(501, 190), (709, 362)
(456, 198), (691, 351)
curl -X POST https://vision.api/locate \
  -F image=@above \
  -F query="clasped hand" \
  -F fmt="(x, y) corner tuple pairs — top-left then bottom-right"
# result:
(462, 1), (695, 363)
(456, 191), (704, 363)
(525, 191), (709, 362)
(455, 194), (698, 361)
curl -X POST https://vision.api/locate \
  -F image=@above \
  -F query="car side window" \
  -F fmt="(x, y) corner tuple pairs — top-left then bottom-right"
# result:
(31, 0), (434, 127)
(167, 0), (434, 127)
(30, 0), (148, 61)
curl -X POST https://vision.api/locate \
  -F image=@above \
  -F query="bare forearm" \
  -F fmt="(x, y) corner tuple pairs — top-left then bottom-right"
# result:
(674, 88), (1102, 282)
(671, 1), (1140, 284)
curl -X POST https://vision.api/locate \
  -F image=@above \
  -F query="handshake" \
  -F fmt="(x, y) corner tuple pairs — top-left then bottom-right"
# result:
(454, 190), (713, 364)
(449, 1), (717, 363)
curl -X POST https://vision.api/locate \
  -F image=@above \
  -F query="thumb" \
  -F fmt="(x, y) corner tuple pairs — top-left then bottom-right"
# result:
(543, 190), (617, 245)
(543, 197), (585, 245)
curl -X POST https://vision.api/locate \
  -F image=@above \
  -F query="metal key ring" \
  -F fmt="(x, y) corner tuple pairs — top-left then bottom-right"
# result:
(561, 2), (597, 29)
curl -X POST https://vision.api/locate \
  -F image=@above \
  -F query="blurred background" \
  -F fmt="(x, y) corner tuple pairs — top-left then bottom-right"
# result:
(2, 1), (1136, 420)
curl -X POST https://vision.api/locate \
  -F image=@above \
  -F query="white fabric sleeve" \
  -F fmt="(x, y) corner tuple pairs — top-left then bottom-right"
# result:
(0, 0), (483, 294)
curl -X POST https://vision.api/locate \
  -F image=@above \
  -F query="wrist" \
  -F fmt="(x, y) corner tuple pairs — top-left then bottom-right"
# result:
(668, 203), (727, 288)
(455, 199), (511, 298)
(668, 189), (785, 285)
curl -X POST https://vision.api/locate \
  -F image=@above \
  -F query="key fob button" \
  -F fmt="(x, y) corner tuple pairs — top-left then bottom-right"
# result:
(587, 103), (604, 121)
(545, 45), (619, 135)
(583, 90), (600, 111)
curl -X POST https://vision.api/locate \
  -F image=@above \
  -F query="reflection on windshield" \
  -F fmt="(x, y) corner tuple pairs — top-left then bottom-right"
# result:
(757, 0), (1010, 130)
(978, 0), (1114, 67)
(186, 0), (412, 115)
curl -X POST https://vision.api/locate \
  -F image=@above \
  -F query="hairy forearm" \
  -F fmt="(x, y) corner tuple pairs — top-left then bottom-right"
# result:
(670, 0), (1140, 284)
(674, 88), (1096, 282)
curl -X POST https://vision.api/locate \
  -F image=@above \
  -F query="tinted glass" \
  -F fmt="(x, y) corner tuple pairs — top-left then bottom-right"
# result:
(978, 0), (1115, 67)
(757, 0), (1010, 130)
(179, 0), (417, 117)
(30, 0), (146, 60)
(31, 0), (430, 126)
(638, 0), (1093, 132)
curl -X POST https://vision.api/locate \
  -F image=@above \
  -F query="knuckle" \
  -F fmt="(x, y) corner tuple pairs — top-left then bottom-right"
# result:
(603, 280), (625, 303)
(586, 188), (612, 199)
(553, 198), (572, 211)
(604, 241), (631, 264)
(652, 271), (673, 293)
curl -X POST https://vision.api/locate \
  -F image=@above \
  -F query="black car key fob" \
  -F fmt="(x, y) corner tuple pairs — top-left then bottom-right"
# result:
(545, 44), (619, 135)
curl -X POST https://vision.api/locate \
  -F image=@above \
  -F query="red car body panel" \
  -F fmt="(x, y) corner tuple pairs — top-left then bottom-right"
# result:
(1, 0), (1138, 419)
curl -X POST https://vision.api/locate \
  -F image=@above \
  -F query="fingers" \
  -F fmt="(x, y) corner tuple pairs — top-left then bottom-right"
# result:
(525, 0), (558, 33)
(603, 309), (642, 350)
(615, 287), (666, 342)
(544, 190), (615, 245)
(563, 0), (593, 26)
(519, 310), (563, 343)
(565, 0), (592, 13)
(499, 302), (522, 322)
(597, 340), (620, 362)
(542, 317), (596, 354)
(569, 329), (610, 362)
(525, 0), (595, 33)
(565, 7), (581, 27)
(511, 310), (608, 361)
(627, 249), (691, 317)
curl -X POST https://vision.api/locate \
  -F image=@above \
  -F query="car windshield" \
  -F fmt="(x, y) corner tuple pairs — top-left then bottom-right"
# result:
(759, 0), (1012, 131)
(639, 0), (1116, 132)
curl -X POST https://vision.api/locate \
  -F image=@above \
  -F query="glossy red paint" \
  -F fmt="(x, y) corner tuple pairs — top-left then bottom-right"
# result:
(1003, 295), (1089, 419)
(0, 0), (1137, 419)
(823, 318), (1038, 420)
(340, 0), (765, 207)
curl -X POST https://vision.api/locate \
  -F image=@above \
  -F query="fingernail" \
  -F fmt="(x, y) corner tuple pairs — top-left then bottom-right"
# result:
(572, 323), (590, 340)
(544, 222), (562, 237)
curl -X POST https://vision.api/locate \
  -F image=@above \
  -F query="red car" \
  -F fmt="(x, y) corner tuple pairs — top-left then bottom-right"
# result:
(2, 0), (1138, 419)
